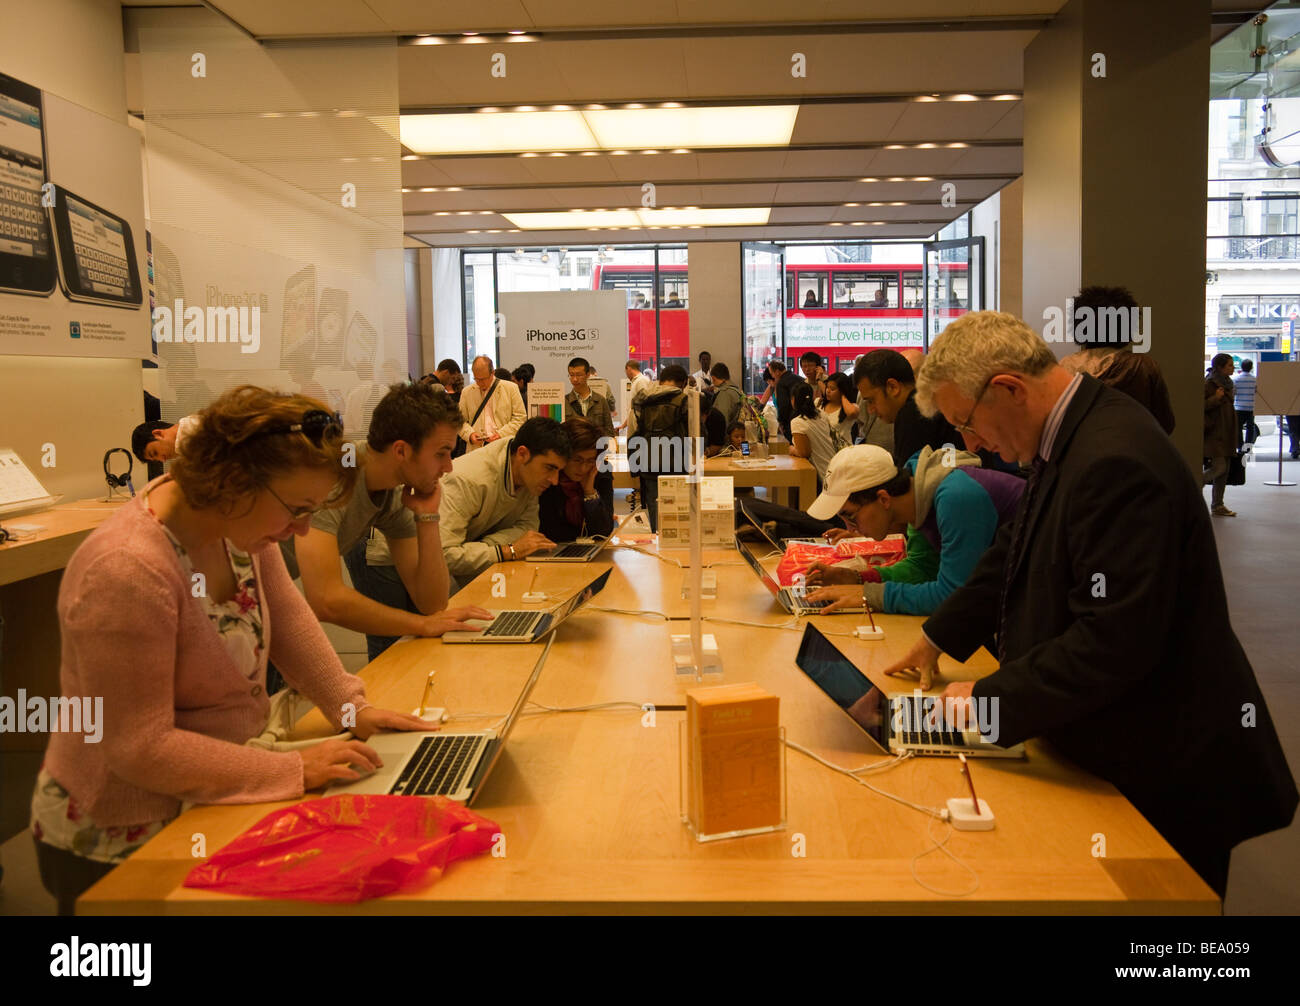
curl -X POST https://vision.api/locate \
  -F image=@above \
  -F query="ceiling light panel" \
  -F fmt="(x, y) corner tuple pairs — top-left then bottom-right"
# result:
(504, 209), (642, 229)
(401, 111), (596, 154)
(584, 106), (798, 150)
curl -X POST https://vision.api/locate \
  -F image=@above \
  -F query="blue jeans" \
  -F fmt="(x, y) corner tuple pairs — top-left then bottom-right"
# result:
(343, 539), (420, 663)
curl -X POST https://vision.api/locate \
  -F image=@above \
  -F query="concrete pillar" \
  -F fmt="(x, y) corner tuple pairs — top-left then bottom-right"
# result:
(1023, 0), (1208, 469)
(686, 241), (742, 381)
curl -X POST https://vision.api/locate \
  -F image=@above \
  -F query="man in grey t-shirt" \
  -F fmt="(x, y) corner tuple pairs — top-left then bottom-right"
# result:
(281, 383), (490, 661)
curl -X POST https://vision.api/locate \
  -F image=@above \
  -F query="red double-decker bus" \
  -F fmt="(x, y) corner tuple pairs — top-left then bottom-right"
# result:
(593, 260), (970, 382)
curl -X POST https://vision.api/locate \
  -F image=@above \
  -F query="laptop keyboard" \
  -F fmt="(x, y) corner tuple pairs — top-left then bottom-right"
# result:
(483, 609), (545, 638)
(549, 543), (593, 558)
(391, 734), (485, 796)
(783, 589), (829, 610)
(893, 695), (965, 748)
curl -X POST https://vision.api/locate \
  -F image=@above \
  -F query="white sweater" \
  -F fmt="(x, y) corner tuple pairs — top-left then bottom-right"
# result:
(440, 437), (539, 580)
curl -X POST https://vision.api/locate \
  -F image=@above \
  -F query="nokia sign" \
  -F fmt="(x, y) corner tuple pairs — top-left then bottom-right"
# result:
(1218, 295), (1300, 327)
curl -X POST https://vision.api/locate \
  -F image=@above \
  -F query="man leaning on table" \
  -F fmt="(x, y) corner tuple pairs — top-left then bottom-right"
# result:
(459, 354), (527, 452)
(880, 310), (1296, 898)
(439, 416), (573, 582)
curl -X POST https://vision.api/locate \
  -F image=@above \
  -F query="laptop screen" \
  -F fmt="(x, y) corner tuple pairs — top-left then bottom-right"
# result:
(793, 622), (883, 744)
(734, 538), (780, 596)
(551, 567), (613, 623)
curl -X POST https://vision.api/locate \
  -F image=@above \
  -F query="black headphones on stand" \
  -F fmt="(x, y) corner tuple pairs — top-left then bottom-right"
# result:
(103, 447), (135, 499)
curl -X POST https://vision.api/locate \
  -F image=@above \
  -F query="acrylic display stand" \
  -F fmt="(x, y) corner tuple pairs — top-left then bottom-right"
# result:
(679, 721), (787, 843)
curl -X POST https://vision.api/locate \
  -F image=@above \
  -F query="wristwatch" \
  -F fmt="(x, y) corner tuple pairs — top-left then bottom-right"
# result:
(414, 512), (441, 523)
(583, 492), (600, 502)
(509, 544), (517, 559)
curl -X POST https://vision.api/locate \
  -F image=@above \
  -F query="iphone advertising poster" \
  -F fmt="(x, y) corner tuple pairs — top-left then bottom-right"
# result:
(0, 69), (150, 359)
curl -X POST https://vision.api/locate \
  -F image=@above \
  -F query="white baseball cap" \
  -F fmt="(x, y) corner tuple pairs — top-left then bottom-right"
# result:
(806, 445), (899, 521)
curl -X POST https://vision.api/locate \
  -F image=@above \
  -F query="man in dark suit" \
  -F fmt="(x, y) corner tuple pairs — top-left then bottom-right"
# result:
(883, 311), (1296, 898)
(766, 360), (803, 442)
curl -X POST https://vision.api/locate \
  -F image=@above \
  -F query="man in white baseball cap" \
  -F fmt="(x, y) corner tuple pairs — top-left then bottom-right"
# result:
(803, 443), (1025, 616)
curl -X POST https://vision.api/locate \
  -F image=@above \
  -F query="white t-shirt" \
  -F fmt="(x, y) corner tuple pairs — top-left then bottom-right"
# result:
(790, 412), (838, 483)
(174, 415), (199, 456)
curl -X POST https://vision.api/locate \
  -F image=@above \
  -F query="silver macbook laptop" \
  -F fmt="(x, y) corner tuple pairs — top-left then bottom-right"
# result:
(327, 634), (554, 803)
(734, 538), (861, 615)
(527, 511), (640, 562)
(442, 567), (612, 643)
(794, 623), (1024, 759)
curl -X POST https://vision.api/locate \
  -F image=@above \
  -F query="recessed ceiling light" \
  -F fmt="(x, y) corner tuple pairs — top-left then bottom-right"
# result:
(913, 176), (933, 181)
(467, 229), (481, 233)
(850, 221), (866, 226)
(549, 151), (567, 157)
(478, 210), (493, 215)
(609, 150), (629, 155)
(888, 177), (905, 182)
(400, 187), (412, 192)
(949, 94), (978, 101)
(661, 102), (682, 108)
(916, 95), (939, 102)
(446, 187), (462, 192)
(948, 142), (968, 148)
(871, 221), (885, 225)
(586, 104), (606, 111)
(508, 30), (526, 35)
(917, 143), (936, 149)
(413, 36), (444, 45)
(462, 31), (478, 36)
(625, 103), (645, 109)
(479, 107), (500, 113)
(642, 149), (659, 154)
(844, 202), (859, 207)
(860, 177), (878, 183)
(579, 150), (599, 156)
(550, 105), (572, 111)
(672, 148), (691, 154)
(515, 106), (537, 112)
(890, 202), (906, 206)
(885, 144), (905, 150)
(435, 211), (450, 216)
(993, 94), (1019, 101)
(829, 222), (843, 226)
(420, 187), (437, 192)
(520, 152), (539, 157)
(507, 210), (643, 228)
(401, 154), (419, 160)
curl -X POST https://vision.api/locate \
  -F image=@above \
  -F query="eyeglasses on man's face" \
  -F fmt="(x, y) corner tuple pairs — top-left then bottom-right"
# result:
(952, 375), (996, 437)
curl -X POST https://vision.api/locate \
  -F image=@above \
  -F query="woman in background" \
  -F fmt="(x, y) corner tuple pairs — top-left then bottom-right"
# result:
(538, 417), (615, 542)
(788, 381), (838, 485)
(818, 372), (860, 450)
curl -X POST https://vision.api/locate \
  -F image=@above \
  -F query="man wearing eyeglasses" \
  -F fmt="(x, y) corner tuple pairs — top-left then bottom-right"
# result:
(880, 310), (1296, 899)
(279, 383), (491, 662)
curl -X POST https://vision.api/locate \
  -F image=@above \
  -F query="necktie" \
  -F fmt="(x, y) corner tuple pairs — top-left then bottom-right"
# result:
(997, 456), (1046, 664)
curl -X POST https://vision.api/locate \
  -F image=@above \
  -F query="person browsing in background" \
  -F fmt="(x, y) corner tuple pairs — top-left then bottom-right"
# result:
(1203, 352), (1239, 518)
(587, 364), (618, 418)
(511, 363), (535, 409)
(459, 354), (526, 452)
(131, 416), (199, 464)
(708, 361), (743, 427)
(619, 358), (654, 436)
(691, 351), (713, 394)
(854, 348), (961, 467)
(628, 364), (691, 530)
(439, 416), (572, 582)
(818, 372), (861, 450)
(564, 356), (616, 439)
(803, 443), (1024, 615)
(1059, 285), (1175, 434)
(32, 387), (441, 915)
(435, 359), (463, 405)
(882, 310), (1296, 897)
(1234, 358), (1259, 446)
(279, 383), (492, 665)
(799, 351), (829, 402)
(788, 381), (838, 485)
(539, 417), (615, 543)
(765, 359), (801, 441)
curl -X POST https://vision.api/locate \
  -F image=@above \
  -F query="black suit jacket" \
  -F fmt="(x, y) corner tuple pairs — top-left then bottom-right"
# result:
(925, 375), (1296, 863)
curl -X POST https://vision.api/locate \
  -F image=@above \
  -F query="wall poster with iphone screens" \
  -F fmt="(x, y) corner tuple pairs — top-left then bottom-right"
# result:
(0, 69), (149, 359)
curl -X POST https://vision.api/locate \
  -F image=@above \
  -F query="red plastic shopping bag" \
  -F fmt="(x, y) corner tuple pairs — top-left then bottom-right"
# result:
(184, 795), (499, 903)
(774, 536), (907, 586)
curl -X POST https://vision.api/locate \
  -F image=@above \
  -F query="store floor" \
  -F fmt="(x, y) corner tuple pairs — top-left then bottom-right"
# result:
(1, 479), (1296, 915)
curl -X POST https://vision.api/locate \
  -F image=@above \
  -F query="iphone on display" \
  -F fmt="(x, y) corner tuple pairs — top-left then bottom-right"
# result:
(344, 310), (377, 370)
(0, 72), (56, 296)
(316, 286), (348, 367)
(49, 185), (143, 308)
(280, 263), (317, 367)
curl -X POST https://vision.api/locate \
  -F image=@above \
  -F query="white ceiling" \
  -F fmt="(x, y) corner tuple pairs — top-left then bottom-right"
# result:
(121, 2), (1266, 247)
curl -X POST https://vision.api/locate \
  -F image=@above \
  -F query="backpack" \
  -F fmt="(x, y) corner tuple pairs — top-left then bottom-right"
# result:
(638, 388), (690, 439)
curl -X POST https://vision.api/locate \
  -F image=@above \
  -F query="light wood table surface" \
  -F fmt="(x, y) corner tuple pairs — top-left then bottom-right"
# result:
(605, 454), (817, 509)
(79, 535), (1217, 915)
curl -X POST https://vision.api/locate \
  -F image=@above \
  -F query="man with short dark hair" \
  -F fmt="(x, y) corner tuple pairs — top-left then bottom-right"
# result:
(629, 364), (692, 529)
(709, 361), (743, 426)
(131, 417), (198, 464)
(1234, 358), (1258, 446)
(440, 416), (572, 581)
(800, 351), (828, 402)
(565, 356), (615, 438)
(281, 383), (490, 661)
(692, 351), (713, 392)
(854, 349), (960, 466)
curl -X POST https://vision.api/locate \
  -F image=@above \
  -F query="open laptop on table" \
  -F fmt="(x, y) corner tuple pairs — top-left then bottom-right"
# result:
(328, 635), (554, 803)
(794, 622), (1024, 759)
(734, 538), (861, 615)
(442, 567), (612, 643)
(527, 511), (640, 562)
(735, 497), (824, 549)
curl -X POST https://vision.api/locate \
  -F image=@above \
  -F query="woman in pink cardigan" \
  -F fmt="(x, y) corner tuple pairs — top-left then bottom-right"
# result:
(32, 386), (436, 913)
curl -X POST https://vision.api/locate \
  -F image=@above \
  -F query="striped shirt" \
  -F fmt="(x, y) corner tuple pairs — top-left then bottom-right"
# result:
(1234, 372), (1256, 410)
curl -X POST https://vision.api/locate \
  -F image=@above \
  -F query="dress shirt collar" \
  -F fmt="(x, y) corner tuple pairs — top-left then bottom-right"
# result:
(1038, 371), (1084, 462)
